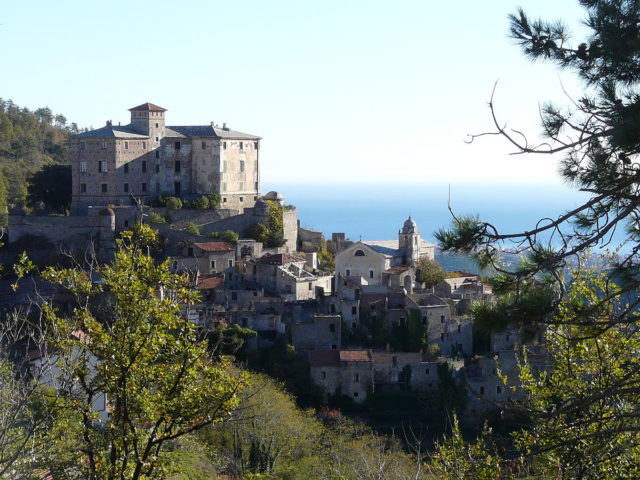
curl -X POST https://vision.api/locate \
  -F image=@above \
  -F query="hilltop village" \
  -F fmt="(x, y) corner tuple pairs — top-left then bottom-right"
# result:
(5, 102), (546, 423)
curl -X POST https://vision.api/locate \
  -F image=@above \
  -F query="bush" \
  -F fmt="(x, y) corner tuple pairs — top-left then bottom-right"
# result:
(184, 222), (200, 235)
(220, 230), (239, 243)
(164, 196), (183, 210)
(245, 222), (269, 243)
(206, 193), (221, 210)
(148, 212), (166, 224)
(207, 232), (220, 239)
(192, 196), (209, 210)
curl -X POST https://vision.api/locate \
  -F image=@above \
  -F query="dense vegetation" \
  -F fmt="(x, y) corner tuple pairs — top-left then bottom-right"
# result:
(0, 99), (74, 216)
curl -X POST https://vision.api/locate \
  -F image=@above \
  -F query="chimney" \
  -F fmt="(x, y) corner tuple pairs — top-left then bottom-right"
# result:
(223, 122), (229, 131)
(106, 120), (112, 126)
(118, 121), (121, 126)
(210, 121), (215, 127)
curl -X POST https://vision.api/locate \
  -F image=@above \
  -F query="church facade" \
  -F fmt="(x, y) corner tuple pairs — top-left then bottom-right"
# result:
(70, 102), (261, 214)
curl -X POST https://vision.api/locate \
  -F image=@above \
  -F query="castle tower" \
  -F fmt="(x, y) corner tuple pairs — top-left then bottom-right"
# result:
(399, 216), (421, 267)
(129, 102), (166, 141)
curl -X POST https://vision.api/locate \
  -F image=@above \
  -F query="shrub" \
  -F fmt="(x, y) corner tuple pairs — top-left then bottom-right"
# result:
(206, 193), (221, 210)
(192, 196), (209, 210)
(164, 196), (183, 210)
(220, 230), (239, 243)
(207, 232), (220, 239)
(148, 212), (166, 224)
(184, 222), (200, 235)
(245, 223), (269, 243)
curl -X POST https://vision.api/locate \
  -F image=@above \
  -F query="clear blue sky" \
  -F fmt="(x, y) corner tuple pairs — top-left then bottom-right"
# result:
(1, 1), (589, 186)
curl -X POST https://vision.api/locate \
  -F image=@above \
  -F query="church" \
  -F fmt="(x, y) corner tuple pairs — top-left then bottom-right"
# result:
(334, 217), (435, 293)
(70, 102), (261, 214)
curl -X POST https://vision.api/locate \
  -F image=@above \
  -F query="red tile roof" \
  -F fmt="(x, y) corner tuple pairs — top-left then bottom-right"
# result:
(129, 102), (167, 112)
(196, 275), (224, 290)
(447, 271), (479, 279)
(384, 265), (411, 275)
(308, 349), (371, 367)
(193, 241), (234, 252)
(257, 253), (305, 265)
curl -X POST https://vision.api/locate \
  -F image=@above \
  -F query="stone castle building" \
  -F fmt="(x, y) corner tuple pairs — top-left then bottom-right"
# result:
(71, 102), (261, 214)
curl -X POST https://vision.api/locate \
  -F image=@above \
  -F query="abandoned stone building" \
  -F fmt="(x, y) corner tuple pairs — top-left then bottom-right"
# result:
(71, 102), (261, 214)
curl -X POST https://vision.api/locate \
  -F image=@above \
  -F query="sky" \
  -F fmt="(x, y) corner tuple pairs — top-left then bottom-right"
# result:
(1, 1), (591, 187)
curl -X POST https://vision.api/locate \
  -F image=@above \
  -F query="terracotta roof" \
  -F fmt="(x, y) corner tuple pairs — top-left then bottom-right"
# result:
(308, 349), (372, 367)
(384, 265), (410, 275)
(193, 241), (234, 252)
(447, 271), (479, 279)
(129, 102), (167, 112)
(196, 275), (224, 290)
(257, 253), (305, 265)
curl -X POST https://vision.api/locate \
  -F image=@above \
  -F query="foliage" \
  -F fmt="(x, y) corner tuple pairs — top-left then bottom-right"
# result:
(190, 195), (209, 210)
(429, 417), (503, 480)
(183, 221), (200, 235)
(148, 212), (166, 224)
(0, 99), (73, 211)
(120, 223), (164, 256)
(206, 193), (221, 210)
(154, 196), (183, 210)
(34, 232), (245, 479)
(318, 240), (335, 271)
(433, 2), (640, 476)
(220, 230), (239, 243)
(245, 222), (269, 244)
(27, 164), (72, 213)
(416, 257), (446, 288)
(264, 200), (286, 248)
(207, 324), (256, 357)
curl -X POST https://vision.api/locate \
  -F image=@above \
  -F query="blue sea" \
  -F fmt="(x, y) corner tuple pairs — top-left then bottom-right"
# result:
(263, 182), (626, 252)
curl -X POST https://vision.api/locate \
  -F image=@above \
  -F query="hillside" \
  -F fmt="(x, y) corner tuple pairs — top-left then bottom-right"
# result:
(0, 99), (77, 214)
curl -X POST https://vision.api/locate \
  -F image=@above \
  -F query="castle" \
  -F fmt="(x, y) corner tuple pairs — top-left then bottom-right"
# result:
(70, 102), (261, 214)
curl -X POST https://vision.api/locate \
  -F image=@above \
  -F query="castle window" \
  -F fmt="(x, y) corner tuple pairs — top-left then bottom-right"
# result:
(425, 368), (430, 375)
(142, 161), (147, 173)
(155, 123), (159, 128)
(155, 182), (160, 193)
(353, 392), (359, 397)
(123, 183), (129, 193)
(174, 181), (181, 196)
(80, 183), (86, 193)
(369, 269), (374, 278)
(141, 183), (147, 192)
(239, 197), (244, 202)
(458, 324), (461, 333)
(354, 373), (359, 383)
(497, 386), (502, 394)
(142, 142), (146, 149)
(99, 161), (108, 173)
(422, 316), (427, 325)
(329, 323), (335, 333)
(124, 141), (129, 150)
(239, 142), (244, 150)
(101, 141), (107, 150)
(80, 161), (87, 172)
(352, 306), (357, 314)
(308, 282), (312, 290)
(440, 315), (445, 323)
(441, 333), (445, 342)
(124, 164), (129, 174)
(321, 371), (326, 380)
(174, 161), (181, 173)
(354, 249), (365, 256)
(155, 137), (159, 142)
(174, 141), (181, 150)
(124, 220), (129, 228)
(210, 260), (216, 270)
(101, 184), (107, 193)
(187, 247), (194, 257)
(155, 164), (159, 173)
(392, 356), (397, 366)
(228, 259), (234, 268)
(80, 141), (85, 150)
(155, 150), (160, 159)
(201, 141), (206, 150)
(223, 142), (227, 149)
(480, 386), (485, 395)
(223, 197), (227, 203)
(240, 160), (245, 172)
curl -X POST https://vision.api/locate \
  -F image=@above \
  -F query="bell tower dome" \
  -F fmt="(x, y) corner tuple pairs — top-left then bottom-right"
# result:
(399, 216), (421, 267)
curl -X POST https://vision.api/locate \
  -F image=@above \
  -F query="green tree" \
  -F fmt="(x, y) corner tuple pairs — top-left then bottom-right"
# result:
(220, 229), (239, 243)
(246, 222), (269, 244)
(206, 193), (221, 210)
(416, 257), (446, 289)
(27, 164), (71, 213)
(34, 233), (245, 479)
(435, 1), (640, 476)
(184, 221), (200, 235)
(191, 195), (209, 210)
(164, 196), (182, 210)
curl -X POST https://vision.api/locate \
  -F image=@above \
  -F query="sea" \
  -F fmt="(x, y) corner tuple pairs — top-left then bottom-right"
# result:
(263, 182), (626, 272)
